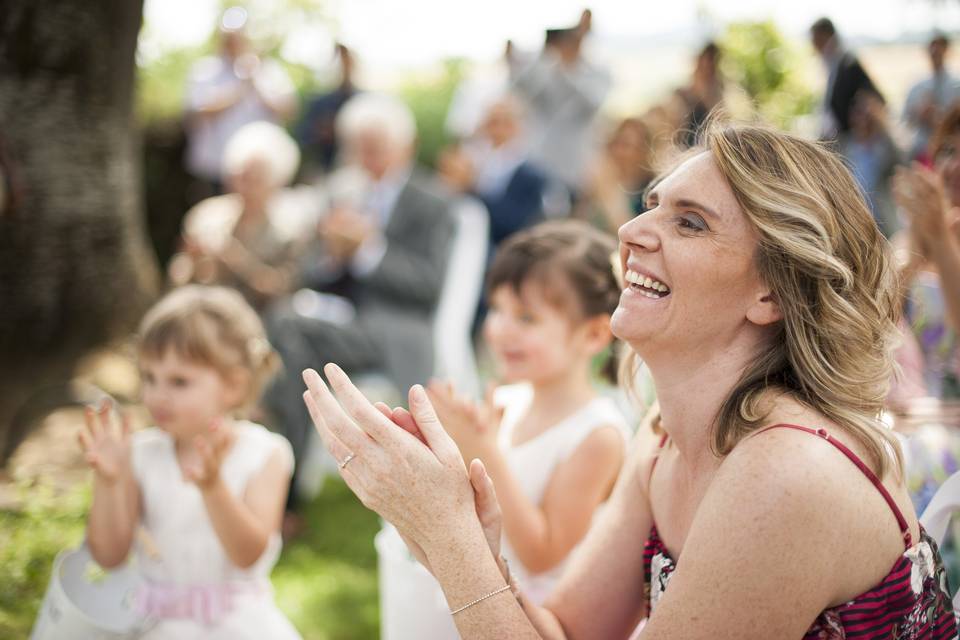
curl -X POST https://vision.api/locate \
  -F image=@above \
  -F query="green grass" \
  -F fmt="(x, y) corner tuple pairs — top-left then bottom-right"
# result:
(274, 480), (381, 639)
(0, 478), (381, 639)
(0, 482), (89, 637)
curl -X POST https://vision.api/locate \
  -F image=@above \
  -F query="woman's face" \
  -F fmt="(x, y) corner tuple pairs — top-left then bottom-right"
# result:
(611, 151), (770, 360)
(936, 133), (960, 207)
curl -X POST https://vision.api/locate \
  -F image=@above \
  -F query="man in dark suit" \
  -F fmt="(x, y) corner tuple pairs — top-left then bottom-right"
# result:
(811, 17), (882, 140)
(264, 93), (457, 521)
(294, 43), (358, 179)
(438, 95), (548, 251)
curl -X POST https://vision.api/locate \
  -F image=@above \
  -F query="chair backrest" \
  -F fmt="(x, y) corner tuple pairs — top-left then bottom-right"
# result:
(919, 469), (960, 613)
(432, 197), (488, 400)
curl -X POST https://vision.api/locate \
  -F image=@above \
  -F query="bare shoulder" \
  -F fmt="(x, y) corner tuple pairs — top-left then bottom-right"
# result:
(717, 416), (872, 511)
(701, 411), (916, 604)
(719, 402), (906, 506)
(576, 424), (626, 459)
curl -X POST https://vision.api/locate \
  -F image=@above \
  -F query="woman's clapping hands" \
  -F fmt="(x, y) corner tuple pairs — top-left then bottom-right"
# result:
(302, 365), (508, 579)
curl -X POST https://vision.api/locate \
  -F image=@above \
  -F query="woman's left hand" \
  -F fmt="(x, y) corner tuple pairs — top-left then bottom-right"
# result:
(302, 364), (479, 547)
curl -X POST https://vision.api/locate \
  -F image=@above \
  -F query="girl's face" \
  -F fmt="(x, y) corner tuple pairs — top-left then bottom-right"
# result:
(140, 350), (243, 440)
(612, 151), (777, 360)
(483, 281), (604, 385)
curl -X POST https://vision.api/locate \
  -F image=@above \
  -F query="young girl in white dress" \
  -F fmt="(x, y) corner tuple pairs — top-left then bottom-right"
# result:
(376, 220), (629, 639)
(78, 285), (301, 639)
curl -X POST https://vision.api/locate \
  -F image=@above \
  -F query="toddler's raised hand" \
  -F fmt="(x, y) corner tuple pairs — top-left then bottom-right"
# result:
(426, 380), (504, 462)
(77, 399), (131, 484)
(183, 419), (236, 490)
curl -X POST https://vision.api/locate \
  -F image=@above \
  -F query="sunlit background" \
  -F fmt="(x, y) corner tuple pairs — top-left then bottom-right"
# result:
(6, 2), (960, 638)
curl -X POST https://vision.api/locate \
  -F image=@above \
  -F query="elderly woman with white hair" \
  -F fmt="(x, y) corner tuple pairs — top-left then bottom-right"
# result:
(170, 120), (317, 310)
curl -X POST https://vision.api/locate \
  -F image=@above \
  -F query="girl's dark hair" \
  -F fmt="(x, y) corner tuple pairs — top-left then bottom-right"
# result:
(486, 220), (622, 383)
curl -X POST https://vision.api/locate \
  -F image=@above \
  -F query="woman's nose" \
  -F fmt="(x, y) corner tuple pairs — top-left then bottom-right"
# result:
(619, 211), (661, 252)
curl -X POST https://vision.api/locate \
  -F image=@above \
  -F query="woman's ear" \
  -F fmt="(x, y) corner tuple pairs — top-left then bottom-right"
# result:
(746, 291), (783, 327)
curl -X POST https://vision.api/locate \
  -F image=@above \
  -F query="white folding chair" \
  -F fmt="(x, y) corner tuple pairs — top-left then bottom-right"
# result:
(919, 469), (960, 613)
(375, 523), (460, 640)
(375, 199), (488, 638)
(430, 196), (489, 400)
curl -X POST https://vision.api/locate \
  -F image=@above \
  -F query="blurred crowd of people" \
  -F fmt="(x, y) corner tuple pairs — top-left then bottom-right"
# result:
(48, 7), (960, 639)
(125, 4), (960, 624)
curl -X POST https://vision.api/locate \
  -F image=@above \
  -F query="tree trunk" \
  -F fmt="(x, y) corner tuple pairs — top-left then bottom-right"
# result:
(0, 0), (158, 461)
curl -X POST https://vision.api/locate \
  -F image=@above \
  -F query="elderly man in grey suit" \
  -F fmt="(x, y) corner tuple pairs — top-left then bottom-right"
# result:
(264, 93), (457, 520)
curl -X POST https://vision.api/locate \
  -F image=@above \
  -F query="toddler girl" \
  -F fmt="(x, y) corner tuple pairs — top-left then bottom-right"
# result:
(79, 285), (300, 639)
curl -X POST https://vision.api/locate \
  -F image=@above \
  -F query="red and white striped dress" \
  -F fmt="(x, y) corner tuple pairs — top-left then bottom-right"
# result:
(643, 424), (959, 639)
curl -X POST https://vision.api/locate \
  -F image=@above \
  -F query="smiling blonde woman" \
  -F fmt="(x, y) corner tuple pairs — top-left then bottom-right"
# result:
(302, 121), (958, 639)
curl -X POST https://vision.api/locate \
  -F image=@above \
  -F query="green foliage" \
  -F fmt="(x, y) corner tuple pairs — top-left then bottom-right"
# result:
(273, 479), (381, 639)
(398, 59), (467, 168)
(720, 21), (817, 128)
(136, 45), (207, 124)
(0, 482), (89, 638)
(0, 477), (380, 639)
(135, 0), (333, 124)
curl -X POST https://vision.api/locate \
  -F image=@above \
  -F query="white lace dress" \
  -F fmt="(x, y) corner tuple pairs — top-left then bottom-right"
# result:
(130, 421), (301, 640)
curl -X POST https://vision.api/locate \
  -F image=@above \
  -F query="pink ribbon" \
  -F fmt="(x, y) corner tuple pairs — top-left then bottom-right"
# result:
(135, 580), (267, 625)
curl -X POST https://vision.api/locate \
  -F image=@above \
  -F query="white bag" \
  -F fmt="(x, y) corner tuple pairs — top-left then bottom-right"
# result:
(30, 544), (148, 640)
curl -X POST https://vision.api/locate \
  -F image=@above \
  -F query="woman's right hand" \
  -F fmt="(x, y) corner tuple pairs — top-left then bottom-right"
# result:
(372, 400), (507, 577)
(395, 458), (505, 580)
(302, 365), (480, 548)
(77, 399), (131, 484)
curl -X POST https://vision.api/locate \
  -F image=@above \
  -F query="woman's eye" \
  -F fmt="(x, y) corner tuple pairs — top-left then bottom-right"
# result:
(678, 215), (707, 232)
(171, 377), (190, 388)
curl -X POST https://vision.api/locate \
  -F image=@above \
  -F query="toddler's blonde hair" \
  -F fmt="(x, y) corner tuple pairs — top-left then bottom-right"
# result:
(137, 285), (280, 412)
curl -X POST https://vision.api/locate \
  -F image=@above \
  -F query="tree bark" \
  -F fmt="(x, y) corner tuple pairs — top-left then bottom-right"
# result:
(0, 0), (158, 461)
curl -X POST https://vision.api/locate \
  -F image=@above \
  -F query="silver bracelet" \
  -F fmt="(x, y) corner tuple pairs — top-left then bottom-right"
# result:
(450, 583), (512, 615)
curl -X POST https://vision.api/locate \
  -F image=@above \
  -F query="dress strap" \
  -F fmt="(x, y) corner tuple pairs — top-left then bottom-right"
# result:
(756, 423), (912, 550)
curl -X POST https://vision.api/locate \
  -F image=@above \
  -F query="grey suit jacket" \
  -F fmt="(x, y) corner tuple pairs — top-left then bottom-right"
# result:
(355, 172), (457, 392)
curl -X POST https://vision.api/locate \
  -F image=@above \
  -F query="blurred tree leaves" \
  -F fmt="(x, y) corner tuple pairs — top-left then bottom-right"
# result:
(720, 20), (817, 128)
(136, 0), (334, 124)
(399, 58), (466, 168)
(135, 0), (462, 169)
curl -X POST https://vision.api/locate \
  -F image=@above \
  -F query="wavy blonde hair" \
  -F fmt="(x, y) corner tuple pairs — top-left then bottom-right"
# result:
(624, 120), (903, 477)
